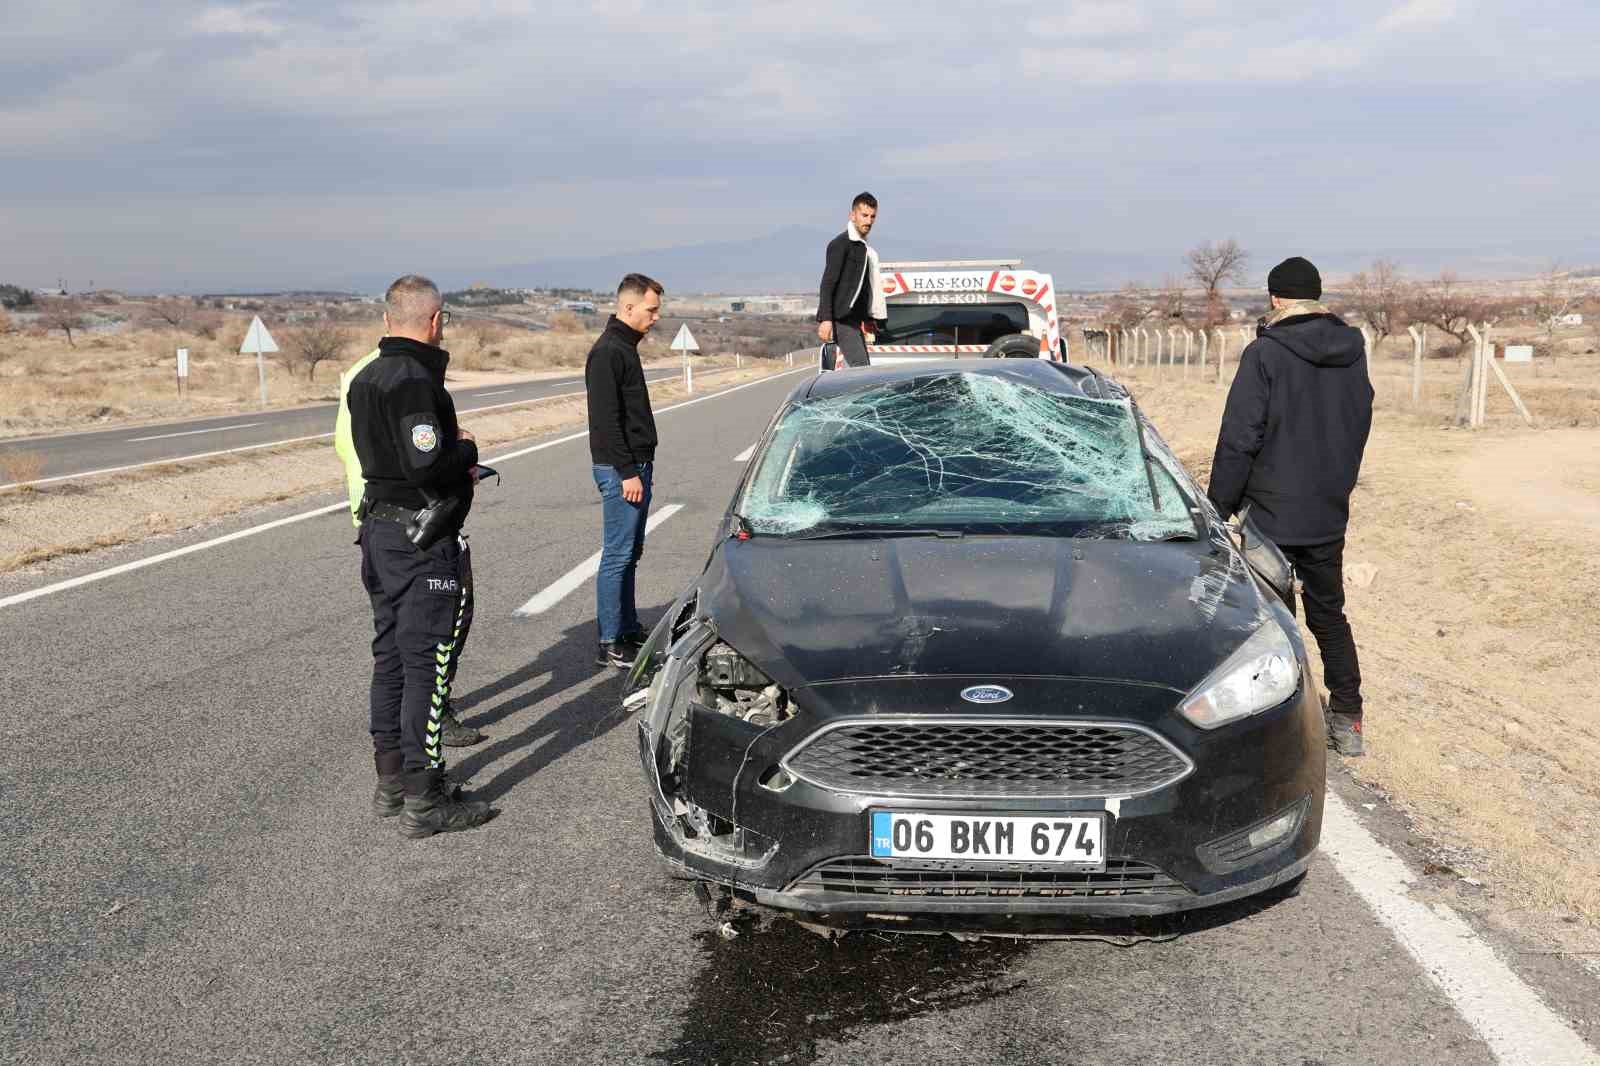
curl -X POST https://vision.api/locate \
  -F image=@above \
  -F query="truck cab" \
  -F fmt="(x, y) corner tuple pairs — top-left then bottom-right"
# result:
(868, 259), (1065, 362)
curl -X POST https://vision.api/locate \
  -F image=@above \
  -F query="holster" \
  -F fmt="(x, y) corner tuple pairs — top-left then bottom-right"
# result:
(406, 493), (463, 552)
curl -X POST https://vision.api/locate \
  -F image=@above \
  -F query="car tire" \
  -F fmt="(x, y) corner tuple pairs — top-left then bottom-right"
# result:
(981, 334), (1042, 359)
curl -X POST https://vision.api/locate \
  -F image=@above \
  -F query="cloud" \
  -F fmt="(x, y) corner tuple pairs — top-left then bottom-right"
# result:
(1, 0), (1598, 290)
(1378, 0), (1460, 31)
(190, 4), (283, 36)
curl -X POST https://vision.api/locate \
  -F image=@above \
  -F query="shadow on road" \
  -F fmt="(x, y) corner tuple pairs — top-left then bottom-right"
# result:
(446, 609), (663, 803)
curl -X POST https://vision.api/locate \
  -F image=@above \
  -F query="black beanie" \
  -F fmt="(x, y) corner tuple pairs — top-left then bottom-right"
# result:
(1267, 257), (1321, 300)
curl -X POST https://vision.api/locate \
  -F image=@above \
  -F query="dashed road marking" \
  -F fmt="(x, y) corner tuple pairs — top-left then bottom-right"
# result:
(734, 443), (757, 462)
(511, 504), (685, 618)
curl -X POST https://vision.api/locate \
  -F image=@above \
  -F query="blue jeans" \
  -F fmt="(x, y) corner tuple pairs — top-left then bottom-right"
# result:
(593, 462), (652, 642)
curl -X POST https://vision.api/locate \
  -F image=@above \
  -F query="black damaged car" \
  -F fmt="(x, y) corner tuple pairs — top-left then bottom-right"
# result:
(624, 359), (1323, 920)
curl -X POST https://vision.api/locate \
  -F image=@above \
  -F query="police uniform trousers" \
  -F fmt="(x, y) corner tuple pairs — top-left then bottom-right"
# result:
(359, 518), (473, 773)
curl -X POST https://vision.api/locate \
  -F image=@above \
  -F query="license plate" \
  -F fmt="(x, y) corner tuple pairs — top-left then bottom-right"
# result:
(870, 811), (1106, 868)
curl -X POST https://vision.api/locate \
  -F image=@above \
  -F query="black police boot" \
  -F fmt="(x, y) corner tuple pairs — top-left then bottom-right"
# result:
(372, 750), (405, 818)
(596, 641), (636, 669)
(439, 702), (485, 747)
(398, 769), (492, 840)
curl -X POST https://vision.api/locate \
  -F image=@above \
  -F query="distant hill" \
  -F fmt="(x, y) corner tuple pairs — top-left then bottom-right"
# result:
(338, 229), (1600, 296)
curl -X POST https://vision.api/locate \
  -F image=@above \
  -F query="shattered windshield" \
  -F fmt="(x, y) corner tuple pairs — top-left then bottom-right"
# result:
(738, 372), (1198, 538)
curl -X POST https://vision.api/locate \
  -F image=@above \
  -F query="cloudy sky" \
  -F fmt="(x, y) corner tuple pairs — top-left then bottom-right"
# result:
(3, 0), (1596, 292)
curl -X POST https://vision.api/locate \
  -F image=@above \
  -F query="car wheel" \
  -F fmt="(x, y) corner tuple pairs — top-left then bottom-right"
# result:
(981, 333), (1042, 359)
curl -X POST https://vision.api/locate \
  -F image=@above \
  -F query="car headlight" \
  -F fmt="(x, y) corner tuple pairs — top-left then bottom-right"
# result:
(1179, 621), (1300, 729)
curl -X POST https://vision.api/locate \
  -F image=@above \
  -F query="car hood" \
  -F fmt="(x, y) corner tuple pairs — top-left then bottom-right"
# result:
(698, 534), (1274, 693)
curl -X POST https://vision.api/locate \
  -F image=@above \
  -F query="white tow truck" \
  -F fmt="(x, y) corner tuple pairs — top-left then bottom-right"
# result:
(867, 259), (1066, 363)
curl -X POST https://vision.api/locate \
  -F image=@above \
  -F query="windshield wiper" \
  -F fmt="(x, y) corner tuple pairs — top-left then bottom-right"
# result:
(791, 527), (965, 541)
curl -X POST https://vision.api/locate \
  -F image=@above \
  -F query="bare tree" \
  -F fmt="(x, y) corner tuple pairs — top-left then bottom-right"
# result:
(39, 297), (87, 347)
(144, 297), (194, 331)
(280, 320), (349, 381)
(1106, 281), (1156, 330)
(1344, 260), (1409, 355)
(1530, 261), (1580, 349)
(1186, 240), (1249, 326)
(1407, 272), (1491, 348)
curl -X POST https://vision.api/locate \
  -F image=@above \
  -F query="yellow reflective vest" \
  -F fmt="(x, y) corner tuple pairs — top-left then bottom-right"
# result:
(335, 347), (381, 528)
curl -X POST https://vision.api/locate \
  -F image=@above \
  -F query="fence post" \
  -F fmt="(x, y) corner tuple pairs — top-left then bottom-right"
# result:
(1476, 324), (1492, 426)
(1464, 324), (1484, 427)
(1154, 328), (1164, 369)
(1406, 325), (1423, 406)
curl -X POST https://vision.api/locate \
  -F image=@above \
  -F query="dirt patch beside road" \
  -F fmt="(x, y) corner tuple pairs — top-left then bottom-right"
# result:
(0, 363), (788, 574)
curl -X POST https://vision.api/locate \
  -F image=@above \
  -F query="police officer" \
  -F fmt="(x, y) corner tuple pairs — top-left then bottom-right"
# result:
(338, 343), (484, 749)
(349, 275), (492, 838)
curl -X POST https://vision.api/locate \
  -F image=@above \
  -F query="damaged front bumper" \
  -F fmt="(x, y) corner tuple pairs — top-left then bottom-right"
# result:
(633, 616), (1325, 919)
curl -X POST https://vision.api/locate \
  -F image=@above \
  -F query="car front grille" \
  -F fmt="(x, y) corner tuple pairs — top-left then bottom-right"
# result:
(783, 719), (1191, 799)
(789, 857), (1188, 899)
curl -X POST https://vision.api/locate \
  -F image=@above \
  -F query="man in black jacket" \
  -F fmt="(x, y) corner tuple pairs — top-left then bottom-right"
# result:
(585, 273), (662, 668)
(349, 274), (493, 837)
(1207, 256), (1374, 756)
(816, 192), (885, 369)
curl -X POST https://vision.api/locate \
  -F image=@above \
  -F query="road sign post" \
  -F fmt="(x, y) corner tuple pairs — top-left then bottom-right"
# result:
(669, 323), (700, 394)
(176, 347), (189, 399)
(239, 316), (279, 406)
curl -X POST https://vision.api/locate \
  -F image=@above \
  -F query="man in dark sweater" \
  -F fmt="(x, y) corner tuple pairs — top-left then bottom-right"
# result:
(1207, 256), (1375, 756)
(585, 273), (662, 668)
(816, 192), (885, 369)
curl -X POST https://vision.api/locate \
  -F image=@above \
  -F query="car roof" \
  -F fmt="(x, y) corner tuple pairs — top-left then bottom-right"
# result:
(788, 359), (1125, 404)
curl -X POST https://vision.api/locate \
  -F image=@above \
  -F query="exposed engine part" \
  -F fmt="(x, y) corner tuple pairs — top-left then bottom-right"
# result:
(697, 643), (793, 727)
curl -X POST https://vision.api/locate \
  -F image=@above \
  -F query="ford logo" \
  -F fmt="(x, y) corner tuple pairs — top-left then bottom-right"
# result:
(961, 685), (1013, 705)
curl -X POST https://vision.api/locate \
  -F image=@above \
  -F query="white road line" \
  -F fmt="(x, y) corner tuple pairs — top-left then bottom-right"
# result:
(0, 502), (348, 611)
(733, 443), (757, 463)
(0, 367), (812, 609)
(511, 504), (685, 618)
(475, 389), (516, 397)
(0, 367), (737, 492)
(1322, 791), (1599, 1065)
(126, 422), (263, 442)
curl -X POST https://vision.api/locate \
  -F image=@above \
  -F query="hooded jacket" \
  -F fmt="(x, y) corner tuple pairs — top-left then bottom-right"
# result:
(1207, 309), (1374, 546)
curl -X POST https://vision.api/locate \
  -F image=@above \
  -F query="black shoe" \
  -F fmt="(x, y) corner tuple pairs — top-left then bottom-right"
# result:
(439, 704), (485, 747)
(1327, 713), (1365, 757)
(373, 773), (405, 818)
(597, 641), (636, 669)
(398, 770), (492, 839)
(617, 627), (648, 649)
(375, 767), (465, 817)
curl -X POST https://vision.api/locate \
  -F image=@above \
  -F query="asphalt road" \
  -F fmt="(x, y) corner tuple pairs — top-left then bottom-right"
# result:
(1, 367), (1591, 1065)
(0, 368), (681, 485)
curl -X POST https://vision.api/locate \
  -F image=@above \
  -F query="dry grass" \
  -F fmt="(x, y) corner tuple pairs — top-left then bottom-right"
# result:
(0, 361), (790, 573)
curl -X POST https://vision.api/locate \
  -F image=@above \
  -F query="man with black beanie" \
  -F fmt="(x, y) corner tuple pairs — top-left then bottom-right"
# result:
(1207, 256), (1374, 756)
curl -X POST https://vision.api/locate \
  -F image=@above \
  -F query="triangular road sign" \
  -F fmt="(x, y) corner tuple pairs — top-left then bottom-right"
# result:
(669, 323), (699, 352)
(239, 316), (279, 354)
